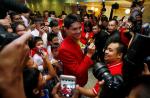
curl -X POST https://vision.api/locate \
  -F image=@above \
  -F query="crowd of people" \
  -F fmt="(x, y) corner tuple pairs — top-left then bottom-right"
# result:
(0, 0), (150, 98)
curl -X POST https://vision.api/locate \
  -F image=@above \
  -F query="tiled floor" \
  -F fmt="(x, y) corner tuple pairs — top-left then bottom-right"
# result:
(81, 68), (97, 98)
(85, 68), (97, 88)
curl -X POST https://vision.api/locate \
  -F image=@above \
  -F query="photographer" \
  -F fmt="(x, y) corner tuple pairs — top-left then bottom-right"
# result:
(52, 41), (126, 98)
(76, 41), (126, 98)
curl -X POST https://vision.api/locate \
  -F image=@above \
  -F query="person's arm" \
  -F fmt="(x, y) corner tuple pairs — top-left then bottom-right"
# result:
(0, 32), (31, 98)
(58, 42), (95, 77)
(76, 80), (104, 97)
(52, 83), (79, 98)
(76, 85), (95, 97)
(59, 49), (93, 77)
(42, 51), (56, 81)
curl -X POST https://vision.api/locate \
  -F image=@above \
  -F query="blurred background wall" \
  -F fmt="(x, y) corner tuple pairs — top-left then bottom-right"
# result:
(21, 0), (149, 22)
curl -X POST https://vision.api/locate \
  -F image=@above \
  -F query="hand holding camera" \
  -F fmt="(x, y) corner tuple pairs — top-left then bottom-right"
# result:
(52, 75), (79, 98)
(87, 42), (96, 58)
(93, 62), (123, 89)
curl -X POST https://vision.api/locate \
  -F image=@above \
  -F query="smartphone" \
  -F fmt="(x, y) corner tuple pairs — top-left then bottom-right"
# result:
(37, 48), (43, 56)
(60, 75), (76, 97)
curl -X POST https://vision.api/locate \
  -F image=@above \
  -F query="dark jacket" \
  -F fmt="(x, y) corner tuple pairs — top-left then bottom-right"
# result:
(105, 30), (121, 46)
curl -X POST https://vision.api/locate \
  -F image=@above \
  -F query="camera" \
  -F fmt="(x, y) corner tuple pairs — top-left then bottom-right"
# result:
(93, 62), (123, 89)
(0, 31), (35, 50)
(112, 3), (119, 9)
(0, 31), (19, 49)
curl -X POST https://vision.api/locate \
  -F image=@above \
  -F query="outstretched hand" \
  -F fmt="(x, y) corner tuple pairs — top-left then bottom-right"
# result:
(52, 83), (79, 98)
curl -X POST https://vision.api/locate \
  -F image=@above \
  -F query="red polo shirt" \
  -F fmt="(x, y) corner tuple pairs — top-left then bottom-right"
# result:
(92, 62), (123, 95)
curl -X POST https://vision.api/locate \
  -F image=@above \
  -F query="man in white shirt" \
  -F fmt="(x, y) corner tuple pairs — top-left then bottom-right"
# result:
(31, 18), (48, 48)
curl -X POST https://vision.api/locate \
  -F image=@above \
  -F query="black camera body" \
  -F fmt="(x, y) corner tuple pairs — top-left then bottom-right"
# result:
(0, 30), (19, 49)
(93, 62), (123, 89)
(93, 62), (123, 98)
(112, 3), (119, 9)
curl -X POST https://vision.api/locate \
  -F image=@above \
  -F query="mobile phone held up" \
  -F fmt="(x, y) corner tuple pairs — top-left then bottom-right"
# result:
(60, 75), (76, 97)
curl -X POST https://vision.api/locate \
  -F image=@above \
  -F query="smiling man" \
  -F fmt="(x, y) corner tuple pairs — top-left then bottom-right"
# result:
(58, 14), (95, 87)
(73, 41), (126, 98)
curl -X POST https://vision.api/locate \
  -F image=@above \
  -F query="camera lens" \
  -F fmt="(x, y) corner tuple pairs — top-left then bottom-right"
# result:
(93, 62), (111, 81)
(93, 62), (123, 89)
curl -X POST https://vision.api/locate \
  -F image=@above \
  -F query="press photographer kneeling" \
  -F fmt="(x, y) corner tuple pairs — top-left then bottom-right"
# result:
(74, 41), (126, 98)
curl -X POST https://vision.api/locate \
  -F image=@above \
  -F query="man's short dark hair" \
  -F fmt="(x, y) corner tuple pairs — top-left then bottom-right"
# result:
(33, 37), (43, 47)
(116, 42), (126, 55)
(64, 14), (80, 28)
(33, 17), (43, 24)
(83, 14), (89, 19)
(47, 33), (57, 42)
(136, 13), (142, 18)
(23, 67), (40, 98)
(49, 19), (58, 27)
(106, 41), (127, 56)
(101, 15), (108, 22)
(51, 43), (60, 51)
(109, 19), (118, 25)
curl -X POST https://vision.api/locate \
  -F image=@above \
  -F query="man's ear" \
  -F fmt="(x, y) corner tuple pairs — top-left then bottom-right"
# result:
(142, 63), (150, 75)
(64, 27), (67, 32)
(117, 53), (123, 59)
(64, 27), (69, 35)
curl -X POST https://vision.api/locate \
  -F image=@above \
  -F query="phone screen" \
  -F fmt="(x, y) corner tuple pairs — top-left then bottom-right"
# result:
(60, 75), (76, 97)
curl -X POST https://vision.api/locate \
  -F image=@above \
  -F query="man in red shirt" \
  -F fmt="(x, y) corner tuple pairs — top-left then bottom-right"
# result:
(76, 41), (126, 97)
(58, 14), (95, 87)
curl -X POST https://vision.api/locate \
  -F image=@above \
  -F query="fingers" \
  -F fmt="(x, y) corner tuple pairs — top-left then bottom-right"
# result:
(52, 83), (60, 95)
(99, 80), (105, 86)
(88, 43), (95, 49)
(75, 84), (80, 90)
